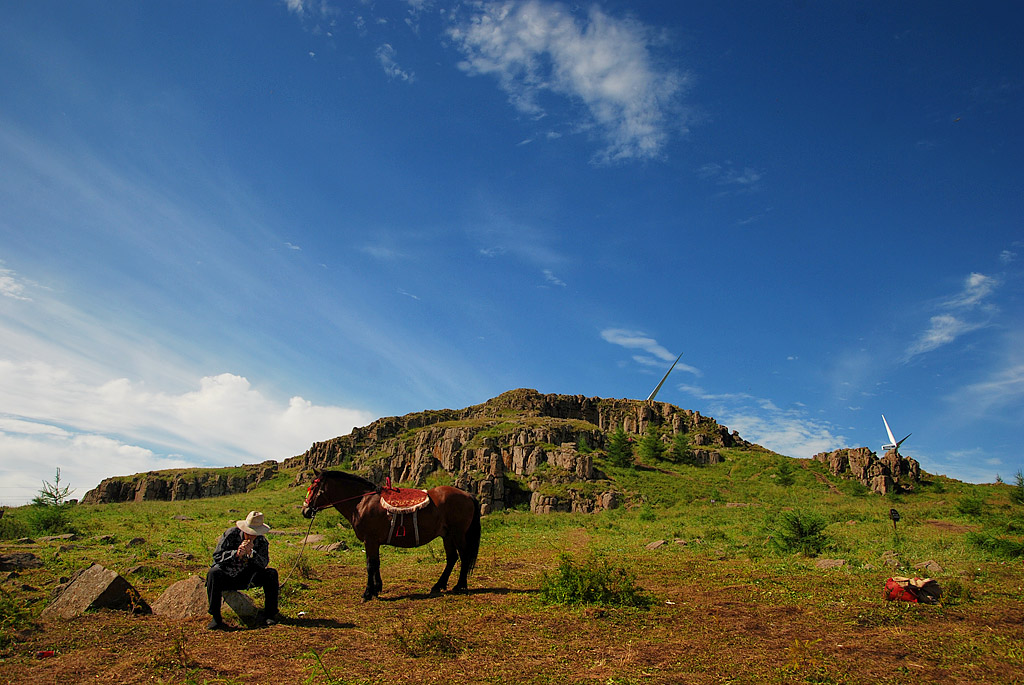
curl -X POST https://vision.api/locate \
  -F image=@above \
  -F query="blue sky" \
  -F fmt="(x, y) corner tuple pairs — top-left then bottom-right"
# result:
(1, 1), (1021, 505)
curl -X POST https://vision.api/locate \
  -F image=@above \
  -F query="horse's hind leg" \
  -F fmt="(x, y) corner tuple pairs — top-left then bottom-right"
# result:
(363, 544), (383, 601)
(430, 537), (459, 595)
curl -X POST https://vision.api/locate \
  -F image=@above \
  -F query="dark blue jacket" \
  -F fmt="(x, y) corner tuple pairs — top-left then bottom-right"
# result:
(210, 526), (270, 578)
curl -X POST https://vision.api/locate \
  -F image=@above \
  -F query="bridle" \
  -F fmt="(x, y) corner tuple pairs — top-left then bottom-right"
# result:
(303, 474), (377, 515)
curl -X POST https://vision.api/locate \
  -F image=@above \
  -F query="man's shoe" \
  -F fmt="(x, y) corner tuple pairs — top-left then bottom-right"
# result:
(206, 618), (227, 630)
(262, 612), (281, 626)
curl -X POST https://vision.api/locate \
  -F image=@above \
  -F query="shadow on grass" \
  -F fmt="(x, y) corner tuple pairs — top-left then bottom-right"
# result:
(378, 587), (535, 602)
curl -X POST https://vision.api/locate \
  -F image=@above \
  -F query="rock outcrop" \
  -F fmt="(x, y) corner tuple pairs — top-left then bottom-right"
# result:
(812, 447), (921, 494)
(82, 461), (278, 504)
(285, 389), (748, 514)
(41, 563), (150, 619)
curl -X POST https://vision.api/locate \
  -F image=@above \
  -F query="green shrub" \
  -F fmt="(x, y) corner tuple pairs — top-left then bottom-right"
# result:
(606, 427), (634, 468)
(540, 554), (653, 608)
(636, 425), (665, 463)
(775, 461), (796, 487)
(0, 513), (30, 540)
(768, 510), (829, 557)
(1011, 471), (1024, 506)
(26, 504), (77, 536)
(966, 531), (1024, 559)
(0, 587), (32, 654)
(956, 494), (988, 518)
(668, 432), (697, 466)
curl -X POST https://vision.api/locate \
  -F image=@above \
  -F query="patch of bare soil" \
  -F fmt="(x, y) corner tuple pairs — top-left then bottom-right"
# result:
(4, 561), (1024, 685)
(924, 519), (980, 534)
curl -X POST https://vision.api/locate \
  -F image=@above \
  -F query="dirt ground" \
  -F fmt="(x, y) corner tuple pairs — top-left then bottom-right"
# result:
(4, 559), (1024, 685)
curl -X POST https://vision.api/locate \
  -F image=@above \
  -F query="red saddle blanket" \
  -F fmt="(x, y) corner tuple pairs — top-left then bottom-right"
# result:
(380, 479), (430, 513)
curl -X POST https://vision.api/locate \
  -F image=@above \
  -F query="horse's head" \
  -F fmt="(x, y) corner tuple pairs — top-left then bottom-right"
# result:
(301, 470), (324, 519)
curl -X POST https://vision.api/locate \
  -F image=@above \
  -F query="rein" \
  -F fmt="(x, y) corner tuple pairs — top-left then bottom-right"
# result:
(281, 480), (376, 586)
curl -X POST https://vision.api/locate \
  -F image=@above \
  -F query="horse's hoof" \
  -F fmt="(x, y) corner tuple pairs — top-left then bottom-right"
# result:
(451, 585), (468, 594)
(430, 586), (444, 596)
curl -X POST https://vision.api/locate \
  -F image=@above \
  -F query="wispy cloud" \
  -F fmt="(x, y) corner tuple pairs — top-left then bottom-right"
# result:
(449, 1), (689, 162)
(905, 272), (998, 360)
(376, 44), (416, 82)
(0, 264), (32, 301)
(542, 269), (566, 287)
(678, 383), (846, 458)
(601, 328), (701, 376)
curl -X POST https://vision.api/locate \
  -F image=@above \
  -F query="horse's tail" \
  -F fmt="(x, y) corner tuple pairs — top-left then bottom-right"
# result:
(461, 497), (482, 575)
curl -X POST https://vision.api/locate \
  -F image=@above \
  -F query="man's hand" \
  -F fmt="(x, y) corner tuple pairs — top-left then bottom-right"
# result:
(238, 539), (254, 558)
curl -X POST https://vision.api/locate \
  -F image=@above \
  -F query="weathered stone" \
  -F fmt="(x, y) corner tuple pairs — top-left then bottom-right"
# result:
(127, 537), (146, 546)
(38, 534), (78, 543)
(815, 558), (846, 570)
(914, 559), (944, 574)
(41, 563), (150, 619)
(0, 552), (43, 571)
(222, 590), (258, 619)
(151, 575), (209, 619)
(645, 540), (667, 550)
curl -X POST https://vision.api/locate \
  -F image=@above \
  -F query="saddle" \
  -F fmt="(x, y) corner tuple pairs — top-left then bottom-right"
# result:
(379, 477), (430, 514)
(380, 478), (430, 545)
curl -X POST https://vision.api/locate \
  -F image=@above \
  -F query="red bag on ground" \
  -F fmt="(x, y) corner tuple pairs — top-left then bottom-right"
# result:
(884, 577), (941, 604)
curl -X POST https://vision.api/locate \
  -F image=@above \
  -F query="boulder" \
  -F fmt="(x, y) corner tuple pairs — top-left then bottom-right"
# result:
(0, 552), (43, 571)
(222, 590), (258, 619)
(815, 558), (846, 570)
(152, 575), (209, 619)
(41, 563), (151, 619)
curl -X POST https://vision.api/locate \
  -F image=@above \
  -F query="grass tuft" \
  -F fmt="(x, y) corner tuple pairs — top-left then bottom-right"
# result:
(540, 553), (653, 608)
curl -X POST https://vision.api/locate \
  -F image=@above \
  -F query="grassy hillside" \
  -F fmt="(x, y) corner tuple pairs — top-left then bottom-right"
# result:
(2, 451), (1023, 683)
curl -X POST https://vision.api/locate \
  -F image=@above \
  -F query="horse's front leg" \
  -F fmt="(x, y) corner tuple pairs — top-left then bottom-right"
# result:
(364, 543), (382, 601)
(431, 536), (458, 595)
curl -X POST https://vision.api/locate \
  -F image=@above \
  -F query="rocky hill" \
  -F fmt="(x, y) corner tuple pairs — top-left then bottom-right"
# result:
(281, 388), (751, 514)
(81, 388), (923, 511)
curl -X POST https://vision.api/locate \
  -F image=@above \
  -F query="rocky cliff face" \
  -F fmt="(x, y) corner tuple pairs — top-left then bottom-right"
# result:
(283, 388), (747, 514)
(811, 447), (921, 494)
(81, 461), (278, 505)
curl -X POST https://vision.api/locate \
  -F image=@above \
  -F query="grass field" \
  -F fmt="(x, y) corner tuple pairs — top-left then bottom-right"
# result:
(1, 456), (1023, 684)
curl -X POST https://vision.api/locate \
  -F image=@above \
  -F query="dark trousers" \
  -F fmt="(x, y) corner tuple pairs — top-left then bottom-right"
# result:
(206, 565), (279, 620)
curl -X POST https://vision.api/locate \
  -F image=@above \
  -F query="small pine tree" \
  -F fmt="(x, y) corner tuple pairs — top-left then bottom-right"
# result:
(32, 468), (74, 507)
(669, 432), (697, 466)
(1011, 470), (1024, 506)
(776, 461), (796, 487)
(636, 425), (666, 463)
(606, 427), (634, 468)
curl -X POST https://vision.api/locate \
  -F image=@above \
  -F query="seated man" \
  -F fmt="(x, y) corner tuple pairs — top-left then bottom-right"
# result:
(206, 510), (279, 629)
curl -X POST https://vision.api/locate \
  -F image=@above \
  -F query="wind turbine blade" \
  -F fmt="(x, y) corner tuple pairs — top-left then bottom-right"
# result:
(647, 352), (683, 401)
(896, 433), (911, 448)
(882, 415), (897, 445)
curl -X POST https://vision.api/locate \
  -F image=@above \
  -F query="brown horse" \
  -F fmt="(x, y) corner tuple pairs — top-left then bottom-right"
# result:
(301, 470), (481, 601)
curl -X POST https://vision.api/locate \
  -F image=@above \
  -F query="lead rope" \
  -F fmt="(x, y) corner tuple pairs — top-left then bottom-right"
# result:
(278, 512), (318, 588)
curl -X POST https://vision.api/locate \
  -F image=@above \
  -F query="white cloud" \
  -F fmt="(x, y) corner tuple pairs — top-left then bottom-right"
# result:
(905, 314), (982, 358)
(905, 272), (997, 360)
(449, 1), (688, 162)
(601, 328), (701, 377)
(0, 361), (376, 506)
(677, 383), (846, 458)
(542, 269), (566, 287)
(999, 250), (1017, 264)
(0, 264), (31, 301)
(601, 328), (675, 362)
(376, 44), (416, 83)
(944, 272), (996, 309)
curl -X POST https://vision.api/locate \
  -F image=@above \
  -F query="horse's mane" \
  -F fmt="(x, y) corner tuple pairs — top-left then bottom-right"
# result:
(321, 470), (378, 492)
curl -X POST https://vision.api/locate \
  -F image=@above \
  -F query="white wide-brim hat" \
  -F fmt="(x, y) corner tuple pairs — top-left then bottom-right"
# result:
(236, 510), (271, 536)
